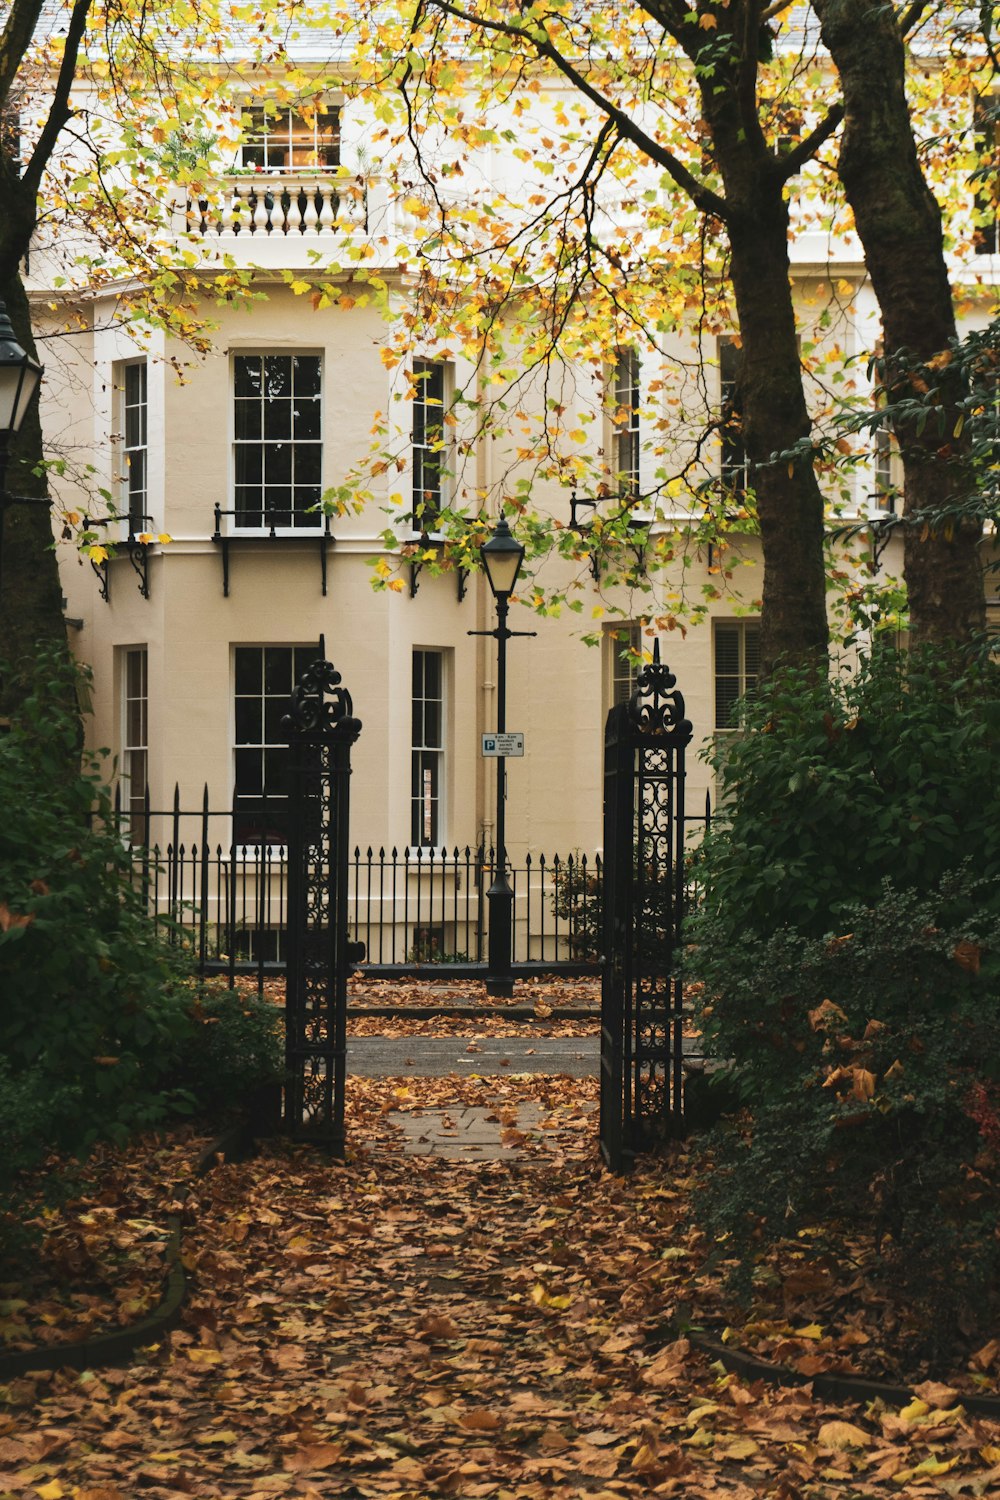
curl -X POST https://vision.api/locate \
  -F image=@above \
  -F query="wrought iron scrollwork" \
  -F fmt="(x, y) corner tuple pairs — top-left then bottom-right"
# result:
(281, 659), (355, 736)
(627, 640), (692, 743)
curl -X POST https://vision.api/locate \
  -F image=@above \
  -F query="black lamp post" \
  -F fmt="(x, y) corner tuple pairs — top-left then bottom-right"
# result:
(0, 298), (45, 597)
(469, 515), (536, 998)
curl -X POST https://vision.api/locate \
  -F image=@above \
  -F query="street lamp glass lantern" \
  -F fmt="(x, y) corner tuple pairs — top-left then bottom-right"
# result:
(0, 300), (43, 436)
(480, 514), (524, 600)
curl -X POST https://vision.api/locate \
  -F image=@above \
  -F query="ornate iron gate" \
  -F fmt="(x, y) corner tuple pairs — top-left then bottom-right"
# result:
(282, 656), (362, 1153)
(600, 643), (692, 1173)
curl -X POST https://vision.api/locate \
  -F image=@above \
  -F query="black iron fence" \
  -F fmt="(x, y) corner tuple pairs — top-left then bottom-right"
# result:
(113, 786), (606, 992)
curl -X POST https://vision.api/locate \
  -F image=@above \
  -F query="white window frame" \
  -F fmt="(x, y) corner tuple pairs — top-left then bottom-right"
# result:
(117, 360), (148, 536)
(238, 103), (341, 174)
(609, 349), (641, 502)
(718, 336), (749, 496)
(714, 619), (760, 732)
(411, 648), (447, 849)
(119, 646), (148, 843)
(232, 644), (317, 849)
(411, 359), (453, 533)
(604, 623), (643, 714)
(231, 352), (324, 535)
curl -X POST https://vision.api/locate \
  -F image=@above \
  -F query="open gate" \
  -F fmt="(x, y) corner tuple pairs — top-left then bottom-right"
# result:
(600, 643), (693, 1173)
(282, 656), (362, 1153)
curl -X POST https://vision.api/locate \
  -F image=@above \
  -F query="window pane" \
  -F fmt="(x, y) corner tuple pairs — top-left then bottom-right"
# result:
(264, 647), (294, 695)
(234, 356), (262, 399)
(264, 746), (290, 798)
(293, 444), (321, 485)
(265, 442), (292, 485)
(235, 695), (262, 745)
(234, 648), (262, 695)
(293, 395), (321, 441)
(235, 746), (262, 795)
(264, 694), (287, 742)
(293, 355), (321, 398)
(715, 624), (740, 677)
(235, 398), (261, 442)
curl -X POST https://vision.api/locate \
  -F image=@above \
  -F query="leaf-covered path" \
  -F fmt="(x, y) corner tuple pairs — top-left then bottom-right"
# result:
(4, 1072), (1000, 1499)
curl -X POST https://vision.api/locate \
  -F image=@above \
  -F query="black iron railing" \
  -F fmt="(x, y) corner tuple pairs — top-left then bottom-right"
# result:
(110, 784), (605, 992)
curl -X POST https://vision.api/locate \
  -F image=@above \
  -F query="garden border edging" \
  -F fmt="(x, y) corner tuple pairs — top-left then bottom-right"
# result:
(0, 1122), (255, 1381)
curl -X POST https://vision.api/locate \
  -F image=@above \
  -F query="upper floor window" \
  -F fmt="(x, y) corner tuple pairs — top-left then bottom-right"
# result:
(412, 359), (452, 530)
(719, 336), (748, 495)
(120, 361), (147, 529)
(610, 349), (640, 500)
(973, 96), (999, 255)
(240, 105), (341, 174)
(714, 619), (760, 730)
(233, 353), (322, 530)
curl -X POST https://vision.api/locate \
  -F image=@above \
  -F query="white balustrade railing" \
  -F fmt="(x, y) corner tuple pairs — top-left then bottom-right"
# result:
(179, 175), (369, 238)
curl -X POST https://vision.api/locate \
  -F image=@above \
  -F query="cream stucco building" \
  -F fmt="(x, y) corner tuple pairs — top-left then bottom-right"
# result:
(20, 22), (999, 963)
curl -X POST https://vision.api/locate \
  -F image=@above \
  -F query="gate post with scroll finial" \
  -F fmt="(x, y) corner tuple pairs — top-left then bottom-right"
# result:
(281, 656), (362, 1153)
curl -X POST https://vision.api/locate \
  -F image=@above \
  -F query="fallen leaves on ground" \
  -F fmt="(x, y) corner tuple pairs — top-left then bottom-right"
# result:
(0, 1134), (212, 1356)
(3, 1067), (1000, 1499)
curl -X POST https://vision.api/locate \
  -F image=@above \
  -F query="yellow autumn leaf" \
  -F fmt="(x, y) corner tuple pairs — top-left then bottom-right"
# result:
(387, 578), (406, 592)
(35, 1483), (65, 1500)
(898, 1398), (931, 1423)
(716, 1438), (759, 1460)
(912, 1456), (958, 1476)
(157, 532), (172, 545)
(88, 544), (108, 563)
(794, 1323), (824, 1340)
(530, 1282), (571, 1309)
(818, 1420), (872, 1450)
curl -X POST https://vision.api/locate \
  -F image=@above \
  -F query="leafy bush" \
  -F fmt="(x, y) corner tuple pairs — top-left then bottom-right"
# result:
(172, 985), (283, 1117)
(689, 649), (1000, 1359)
(697, 645), (1000, 940)
(548, 858), (603, 961)
(0, 652), (281, 1155)
(693, 875), (1000, 1358)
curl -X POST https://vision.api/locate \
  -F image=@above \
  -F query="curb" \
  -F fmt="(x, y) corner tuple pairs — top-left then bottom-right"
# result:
(348, 1005), (599, 1020)
(682, 1324), (1000, 1419)
(0, 1122), (256, 1381)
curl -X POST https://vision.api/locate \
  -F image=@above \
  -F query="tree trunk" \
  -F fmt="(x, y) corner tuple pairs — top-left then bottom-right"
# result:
(0, 269), (73, 725)
(726, 195), (830, 675)
(692, 10), (830, 676)
(812, 0), (985, 647)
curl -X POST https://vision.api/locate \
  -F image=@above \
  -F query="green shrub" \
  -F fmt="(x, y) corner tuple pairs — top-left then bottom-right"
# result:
(690, 648), (1000, 1359)
(698, 645), (1000, 940)
(692, 874), (1000, 1358)
(0, 652), (283, 1154)
(172, 986), (283, 1117)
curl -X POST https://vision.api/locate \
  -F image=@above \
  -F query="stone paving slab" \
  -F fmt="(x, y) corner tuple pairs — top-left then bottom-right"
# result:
(388, 1102), (599, 1159)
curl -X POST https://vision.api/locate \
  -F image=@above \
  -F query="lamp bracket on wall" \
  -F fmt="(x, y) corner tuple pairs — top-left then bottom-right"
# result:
(83, 514), (153, 604)
(568, 490), (650, 582)
(407, 531), (468, 602)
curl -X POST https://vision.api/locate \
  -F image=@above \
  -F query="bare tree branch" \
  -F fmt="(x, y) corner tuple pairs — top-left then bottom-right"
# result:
(22, 0), (91, 200)
(0, 0), (44, 112)
(421, 0), (731, 221)
(779, 101), (844, 179)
